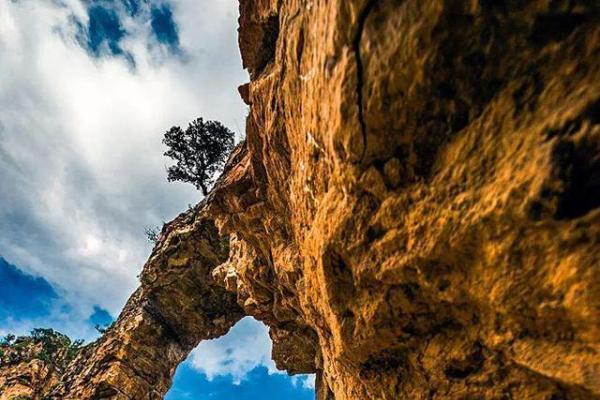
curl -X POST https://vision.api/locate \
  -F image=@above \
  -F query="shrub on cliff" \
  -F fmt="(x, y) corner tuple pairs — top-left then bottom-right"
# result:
(163, 118), (235, 196)
(0, 334), (15, 346)
(30, 328), (83, 366)
(0, 329), (83, 370)
(144, 225), (161, 243)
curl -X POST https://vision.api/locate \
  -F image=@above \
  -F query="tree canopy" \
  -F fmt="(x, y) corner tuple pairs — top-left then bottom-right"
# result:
(163, 118), (235, 196)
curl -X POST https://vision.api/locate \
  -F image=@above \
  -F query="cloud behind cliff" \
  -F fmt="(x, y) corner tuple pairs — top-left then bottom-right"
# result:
(0, 1), (314, 392)
(0, 0), (246, 316)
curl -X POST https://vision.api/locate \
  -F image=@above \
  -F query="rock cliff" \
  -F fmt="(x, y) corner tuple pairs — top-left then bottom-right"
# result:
(1, 0), (599, 399)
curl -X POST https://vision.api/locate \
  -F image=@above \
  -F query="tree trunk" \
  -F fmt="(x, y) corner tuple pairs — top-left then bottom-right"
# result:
(199, 182), (208, 196)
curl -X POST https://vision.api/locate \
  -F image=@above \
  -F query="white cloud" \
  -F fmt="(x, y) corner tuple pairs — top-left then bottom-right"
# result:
(292, 374), (317, 390)
(189, 317), (280, 384)
(0, 303), (102, 342)
(189, 317), (317, 386)
(0, 0), (247, 319)
(0, 0), (316, 388)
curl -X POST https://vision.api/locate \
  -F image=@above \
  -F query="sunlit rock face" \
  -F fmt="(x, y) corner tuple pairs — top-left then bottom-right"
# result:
(0, 345), (61, 400)
(215, 0), (600, 398)
(1, 0), (599, 399)
(0, 212), (244, 400)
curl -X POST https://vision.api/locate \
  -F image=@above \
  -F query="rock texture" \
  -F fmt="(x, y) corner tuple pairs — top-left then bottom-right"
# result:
(0, 343), (60, 399)
(1, 0), (599, 399)
(1, 213), (243, 400)
(0, 330), (81, 399)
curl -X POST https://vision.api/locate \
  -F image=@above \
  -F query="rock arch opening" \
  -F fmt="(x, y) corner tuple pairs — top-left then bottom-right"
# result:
(31, 206), (317, 399)
(165, 316), (315, 399)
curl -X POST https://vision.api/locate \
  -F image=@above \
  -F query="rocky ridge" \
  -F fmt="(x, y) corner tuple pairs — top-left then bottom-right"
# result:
(1, 0), (599, 399)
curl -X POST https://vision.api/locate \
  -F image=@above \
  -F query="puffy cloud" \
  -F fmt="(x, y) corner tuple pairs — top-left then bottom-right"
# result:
(189, 318), (315, 387)
(292, 374), (316, 390)
(0, 0), (247, 317)
(0, 0), (314, 389)
(189, 317), (279, 384)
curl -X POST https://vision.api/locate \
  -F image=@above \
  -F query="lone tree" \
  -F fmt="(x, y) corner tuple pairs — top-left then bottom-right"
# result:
(163, 118), (235, 196)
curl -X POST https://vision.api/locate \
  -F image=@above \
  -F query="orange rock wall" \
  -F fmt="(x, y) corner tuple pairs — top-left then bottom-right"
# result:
(215, 0), (600, 398)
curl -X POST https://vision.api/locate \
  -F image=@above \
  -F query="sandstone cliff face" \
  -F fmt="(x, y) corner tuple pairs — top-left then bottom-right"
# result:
(1, 1), (599, 399)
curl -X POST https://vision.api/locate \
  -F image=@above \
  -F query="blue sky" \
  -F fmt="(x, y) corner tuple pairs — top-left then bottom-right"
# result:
(0, 257), (59, 323)
(0, 0), (314, 398)
(0, 258), (314, 397)
(167, 365), (314, 400)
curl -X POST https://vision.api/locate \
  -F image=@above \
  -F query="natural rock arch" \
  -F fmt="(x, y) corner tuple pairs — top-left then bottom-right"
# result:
(47, 208), (246, 399)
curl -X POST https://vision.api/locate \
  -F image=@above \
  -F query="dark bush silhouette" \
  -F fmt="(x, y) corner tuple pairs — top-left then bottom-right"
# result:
(144, 226), (160, 244)
(163, 118), (235, 196)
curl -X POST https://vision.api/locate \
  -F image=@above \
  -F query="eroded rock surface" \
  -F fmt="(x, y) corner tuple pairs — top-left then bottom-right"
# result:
(1, 0), (599, 399)
(1, 211), (243, 400)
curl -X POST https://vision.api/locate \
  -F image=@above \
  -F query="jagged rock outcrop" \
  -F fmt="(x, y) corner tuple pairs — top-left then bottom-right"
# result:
(0, 332), (67, 399)
(1, 0), (599, 399)
(1, 213), (243, 400)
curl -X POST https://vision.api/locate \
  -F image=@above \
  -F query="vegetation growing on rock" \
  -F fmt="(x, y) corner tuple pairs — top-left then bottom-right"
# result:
(0, 329), (83, 372)
(163, 118), (235, 196)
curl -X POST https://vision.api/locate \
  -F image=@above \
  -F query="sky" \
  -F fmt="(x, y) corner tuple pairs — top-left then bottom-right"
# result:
(0, 0), (313, 398)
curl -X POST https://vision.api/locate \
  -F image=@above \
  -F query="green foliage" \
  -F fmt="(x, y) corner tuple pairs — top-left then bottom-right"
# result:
(31, 328), (83, 367)
(163, 117), (235, 196)
(13, 340), (27, 351)
(1, 328), (84, 370)
(31, 328), (70, 363)
(1, 333), (15, 346)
